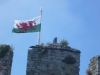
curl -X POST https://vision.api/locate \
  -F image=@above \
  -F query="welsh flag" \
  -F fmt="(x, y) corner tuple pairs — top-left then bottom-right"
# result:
(12, 16), (41, 33)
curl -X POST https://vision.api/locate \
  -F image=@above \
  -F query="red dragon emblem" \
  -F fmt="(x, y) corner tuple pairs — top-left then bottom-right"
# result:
(16, 21), (36, 32)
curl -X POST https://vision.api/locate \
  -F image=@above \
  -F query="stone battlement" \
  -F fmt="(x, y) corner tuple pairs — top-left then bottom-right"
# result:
(29, 45), (80, 53)
(26, 45), (80, 75)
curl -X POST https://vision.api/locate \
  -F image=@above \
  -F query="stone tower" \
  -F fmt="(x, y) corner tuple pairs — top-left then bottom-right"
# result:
(0, 44), (13, 75)
(26, 43), (80, 75)
(88, 55), (100, 75)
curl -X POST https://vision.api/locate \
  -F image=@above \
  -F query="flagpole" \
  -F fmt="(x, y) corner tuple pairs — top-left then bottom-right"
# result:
(37, 7), (42, 45)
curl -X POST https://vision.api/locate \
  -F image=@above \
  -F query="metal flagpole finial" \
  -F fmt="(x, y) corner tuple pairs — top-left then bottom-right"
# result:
(40, 7), (42, 11)
(40, 7), (42, 15)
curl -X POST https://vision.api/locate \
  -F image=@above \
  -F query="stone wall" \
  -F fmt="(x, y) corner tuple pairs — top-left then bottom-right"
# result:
(88, 55), (100, 75)
(26, 46), (80, 75)
(0, 45), (13, 75)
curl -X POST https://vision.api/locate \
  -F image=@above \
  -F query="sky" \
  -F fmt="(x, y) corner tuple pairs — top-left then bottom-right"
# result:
(0, 0), (100, 75)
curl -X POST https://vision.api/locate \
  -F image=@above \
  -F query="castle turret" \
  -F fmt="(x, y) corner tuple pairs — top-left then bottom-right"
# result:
(26, 43), (80, 75)
(0, 44), (13, 75)
(88, 55), (100, 75)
